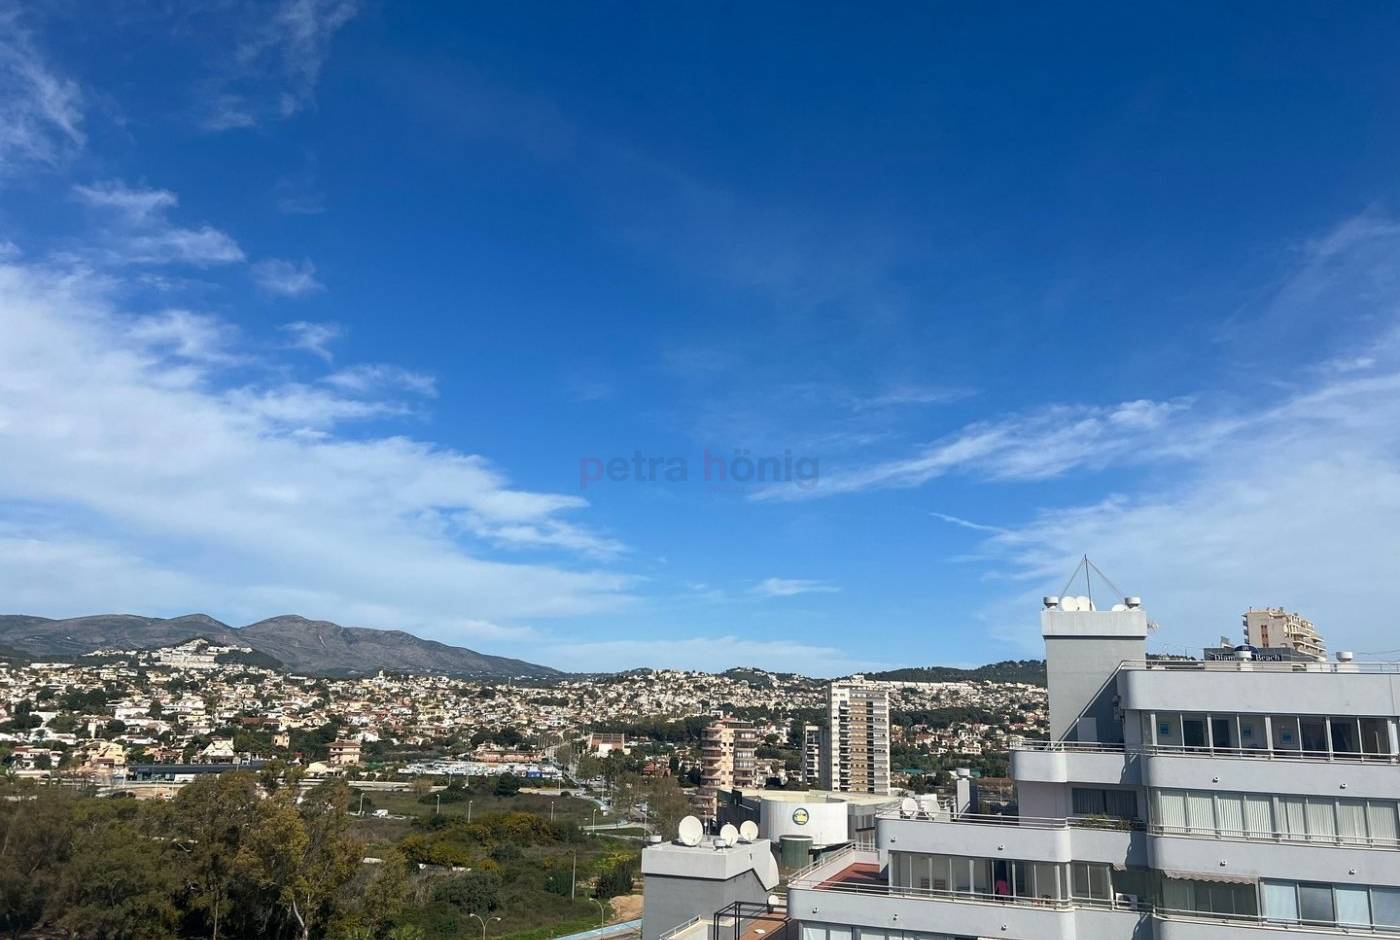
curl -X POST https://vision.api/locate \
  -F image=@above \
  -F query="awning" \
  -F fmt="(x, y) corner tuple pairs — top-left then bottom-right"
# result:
(1159, 869), (1255, 885)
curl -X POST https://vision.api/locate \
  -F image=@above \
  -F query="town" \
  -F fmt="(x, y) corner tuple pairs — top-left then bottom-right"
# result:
(0, 638), (1047, 796)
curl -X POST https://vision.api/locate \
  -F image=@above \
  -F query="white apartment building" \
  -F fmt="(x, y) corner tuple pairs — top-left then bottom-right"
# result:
(648, 591), (1400, 940)
(825, 679), (891, 795)
(697, 717), (759, 819)
(1244, 607), (1327, 662)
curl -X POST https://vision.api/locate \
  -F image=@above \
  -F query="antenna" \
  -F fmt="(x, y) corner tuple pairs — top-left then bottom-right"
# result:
(739, 820), (758, 841)
(900, 797), (917, 818)
(677, 816), (703, 847)
(719, 823), (739, 847)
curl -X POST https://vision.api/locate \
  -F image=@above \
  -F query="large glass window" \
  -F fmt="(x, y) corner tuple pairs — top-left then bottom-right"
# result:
(1374, 887), (1400, 929)
(1072, 787), (1138, 820)
(1298, 883), (1335, 924)
(1337, 886), (1372, 926)
(1300, 717), (1328, 753)
(1070, 863), (1111, 901)
(1361, 718), (1391, 755)
(1262, 881), (1299, 923)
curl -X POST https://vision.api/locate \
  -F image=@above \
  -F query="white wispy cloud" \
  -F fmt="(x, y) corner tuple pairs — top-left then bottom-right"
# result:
(942, 213), (1400, 658)
(72, 180), (245, 266)
(0, 5), (83, 175)
(0, 255), (633, 645)
(253, 258), (323, 297)
(279, 320), (343, 361)
(752, 577), (841, 598)
(754, 397), (1197, 501)
(325, 364), (436, 397)
(203, 0), (359, 130)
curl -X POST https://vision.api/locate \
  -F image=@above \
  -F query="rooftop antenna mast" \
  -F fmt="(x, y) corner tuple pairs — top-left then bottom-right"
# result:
(1057, 555), (1127, 610)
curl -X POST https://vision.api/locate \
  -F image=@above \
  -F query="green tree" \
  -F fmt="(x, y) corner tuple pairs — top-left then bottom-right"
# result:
(492, 773), (521, 797)
(0, 783), (77, 938)
(237, 783), (360, 940)
(48, 819), (180, 940)
(173, 770), (261, 940)
(431, 870), (501, 913)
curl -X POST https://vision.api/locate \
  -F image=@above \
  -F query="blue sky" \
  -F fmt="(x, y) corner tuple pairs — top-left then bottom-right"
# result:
(6, 2), (1400, 674)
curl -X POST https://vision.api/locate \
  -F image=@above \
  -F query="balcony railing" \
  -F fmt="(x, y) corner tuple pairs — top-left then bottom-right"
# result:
(1121, 660), (1400, 675)
(1014, 739), (1400, 765)
(1154, 908), (1400, 936)
(789, 850), (1148, 915)
(876, 807), (1143, 832)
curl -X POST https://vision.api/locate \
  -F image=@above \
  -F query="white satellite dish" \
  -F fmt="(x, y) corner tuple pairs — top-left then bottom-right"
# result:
(677, 815), (703, 847)
(916, 795), (939, 818)
(900, 797), (918, 818)
(739, 820), (759, 841)
(719, 823), (739, 847)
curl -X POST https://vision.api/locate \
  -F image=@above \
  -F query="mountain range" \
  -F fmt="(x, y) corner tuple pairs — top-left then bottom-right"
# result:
(0, 613), (557, 678)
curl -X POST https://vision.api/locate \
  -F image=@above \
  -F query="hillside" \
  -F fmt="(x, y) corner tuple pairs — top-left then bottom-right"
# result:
(0, 613), (557, 678)
(867, 659), (1047, 686)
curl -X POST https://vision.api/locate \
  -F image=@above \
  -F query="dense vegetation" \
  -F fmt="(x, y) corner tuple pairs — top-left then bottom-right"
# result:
(869, 660), (1046, 686)
(0, 774), (637, 940)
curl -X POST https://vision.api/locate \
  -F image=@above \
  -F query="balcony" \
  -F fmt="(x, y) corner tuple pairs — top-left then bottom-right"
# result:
(876, 809), (1148, 867)
(786, 847), (1146, 940)
(1013, 740), (1399, 797)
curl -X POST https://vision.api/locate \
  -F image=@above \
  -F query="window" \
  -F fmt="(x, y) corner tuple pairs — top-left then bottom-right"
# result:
(1360, 718), (1391, 755)
(1330, 719), (1360, 755)
(1300, 718), (1328, 753)
(1336, 886), (1371, 926)
(1072, 787), (1138, 819)
(1070, 863), (1111, 901)
(1262, 881), (1298, 923)
(1373, 887), (1400, 929)
(1298, 883), (1335, 925)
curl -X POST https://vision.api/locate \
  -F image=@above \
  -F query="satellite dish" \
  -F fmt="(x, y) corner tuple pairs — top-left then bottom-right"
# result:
(739, 820), (759, 841)
(900, 797), (918, 818)
(916, 795), (939, 818)
(1059, 596), (1079, 612)
(677, 816), (703, 847)
(719, 823), (739, 846)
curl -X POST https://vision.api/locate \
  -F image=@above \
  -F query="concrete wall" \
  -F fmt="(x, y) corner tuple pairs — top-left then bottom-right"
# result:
(1043, 607), (1147, 743)
(641, 871), (769, 940)
(1119, 669), (1400, 718)
(789, 884), (1150, 940)
(1141, 751), (1400, 801)
(1010, 749), (1143, 787)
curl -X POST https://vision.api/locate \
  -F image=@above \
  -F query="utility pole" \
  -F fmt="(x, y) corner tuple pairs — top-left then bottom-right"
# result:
(571, 850), (577, 900)
(468, 799), (473, 823)
(358, 790), (365, 816)
(435, 792), (441, 815)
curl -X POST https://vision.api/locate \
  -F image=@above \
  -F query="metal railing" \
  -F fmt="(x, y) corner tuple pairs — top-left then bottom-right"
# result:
(1121, 660), (1400, 674)
(789, 873), (1150, 914)
(1149, 824), (1400, 851)
(1013, 739), (1400, 765)
(658, 917), (707, 940)
(1154, 908), (1400, 936)
(784, 845), (876, 887)
(875, 808), (1143, 831)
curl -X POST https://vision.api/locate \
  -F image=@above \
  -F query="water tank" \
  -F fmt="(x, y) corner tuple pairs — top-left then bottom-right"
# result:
(779, 835), (813, 869)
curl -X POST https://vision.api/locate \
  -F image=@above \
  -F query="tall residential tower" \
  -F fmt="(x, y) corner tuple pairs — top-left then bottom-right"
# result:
(824, 678), (890, 795)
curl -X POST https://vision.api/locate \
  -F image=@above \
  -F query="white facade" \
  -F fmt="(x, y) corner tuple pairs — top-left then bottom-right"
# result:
(783, 594), (1400, 940)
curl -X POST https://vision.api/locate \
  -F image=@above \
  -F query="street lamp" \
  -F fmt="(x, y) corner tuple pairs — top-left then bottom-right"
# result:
(468, 799), (474, 823)
(591, 898), (607, 927)
(591, 807), (598, 833)
(468, 913), (501, 940)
